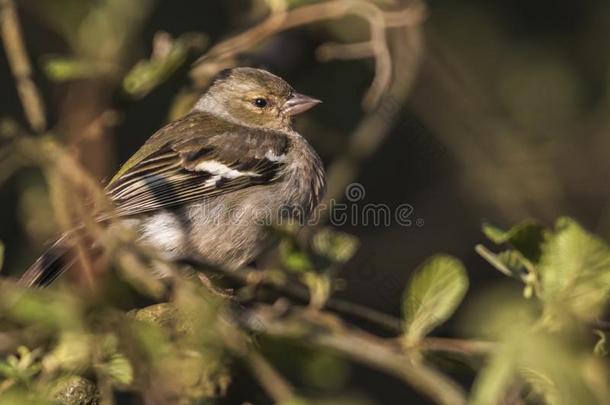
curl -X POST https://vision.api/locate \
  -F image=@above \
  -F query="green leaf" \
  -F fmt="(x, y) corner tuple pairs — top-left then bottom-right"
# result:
(43, 332), (92, 372)
(300, 273), (332, 309)
(538, 218), (610, 321)
(470, 341), (518, 405)
(1, 288), (83, 331)
(402, 255), (469, 344)
(593, 330), (608, 357)
(101, 352), (133, 385)
(482, 220), (547, 262)
(520, 367), (561, 405)
(0, 346), (43, 384)
(312, 228), (359, 265)
(475, 246), (540, 298)
(476, 245), (527, 279)
(42, 56), (112, 81)
(280, 239), (314, 273)
(496, 250), (527, 275)
(122, 32), (207, 98)
(470, 308), (601, 405)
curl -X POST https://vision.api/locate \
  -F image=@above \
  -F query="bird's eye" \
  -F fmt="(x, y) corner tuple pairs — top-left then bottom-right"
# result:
(253, 98), (268, 108)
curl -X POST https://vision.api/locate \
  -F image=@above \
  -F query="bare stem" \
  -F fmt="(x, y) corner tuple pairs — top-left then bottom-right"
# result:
(247, 305), (468, 405)
(192, 0), (426, 109)
(315, 23), (424, 222)
(415, 337), (495, 355)
(195, 261), (495, 360)
(246, 351), (295, 403)
(194, 261), (404, 333)
(475, 244), (514, 278)
(0, 0), (46, 132)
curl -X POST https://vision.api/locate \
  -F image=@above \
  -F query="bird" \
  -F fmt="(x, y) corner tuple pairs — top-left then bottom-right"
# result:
(20, 67), (326, 287)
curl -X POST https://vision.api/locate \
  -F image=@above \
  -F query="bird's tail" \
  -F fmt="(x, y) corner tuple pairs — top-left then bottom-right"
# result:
(19, 237), (78, 288)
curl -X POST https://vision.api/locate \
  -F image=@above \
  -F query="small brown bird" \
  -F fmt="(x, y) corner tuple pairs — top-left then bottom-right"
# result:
(22, 67), (326, 286)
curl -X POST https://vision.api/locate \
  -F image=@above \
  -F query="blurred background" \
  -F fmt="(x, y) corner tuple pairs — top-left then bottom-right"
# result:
(1, 0), (610, 403)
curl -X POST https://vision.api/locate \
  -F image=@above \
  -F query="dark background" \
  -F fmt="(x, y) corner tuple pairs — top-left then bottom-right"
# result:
(1, 0), (610, 403)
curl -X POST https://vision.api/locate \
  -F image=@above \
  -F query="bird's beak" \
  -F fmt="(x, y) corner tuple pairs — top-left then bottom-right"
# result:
(282, 92), (322, 116)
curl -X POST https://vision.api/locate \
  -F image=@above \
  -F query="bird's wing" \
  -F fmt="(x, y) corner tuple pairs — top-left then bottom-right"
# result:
(104, 115), (290, 218)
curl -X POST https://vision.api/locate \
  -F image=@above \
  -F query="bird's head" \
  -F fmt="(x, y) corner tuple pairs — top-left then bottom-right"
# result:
(194, 67), (321, 130)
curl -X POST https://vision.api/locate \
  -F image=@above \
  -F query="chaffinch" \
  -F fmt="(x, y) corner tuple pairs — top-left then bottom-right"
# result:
(22, 67), (325, 286)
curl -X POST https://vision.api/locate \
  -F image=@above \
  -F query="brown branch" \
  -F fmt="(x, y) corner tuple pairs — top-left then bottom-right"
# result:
(195, 261), (495, 361)
(195, 261), (404, 333)
(316, 41), (375, 61)
(315, 21), (425, 222)
(415, 337), (495, 356)
(245, 305), (468, 405)
(0, 0), (46, 132)
(246, 351), (295, 403)
(475, 244), (514, 278)
(12, 134), (122, 286)
(192, 0), (426, 109)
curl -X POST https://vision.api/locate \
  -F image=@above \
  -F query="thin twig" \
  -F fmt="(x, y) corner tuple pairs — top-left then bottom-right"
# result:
(0, 0), (46, 132)
(316, 22), (425, 221)
(475, 244), (514, 278)
(415, 337), (495, 355)
(325, 292), (403, 332)
(192, 0), (426, 109)
(246, 305), (467, 405)
(197, 261), (496, 359)
(195, 261), (404, 333)
(193, 260), (495, 359)
(246, 350), (295, 403)
(316, 41), (375, 61)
